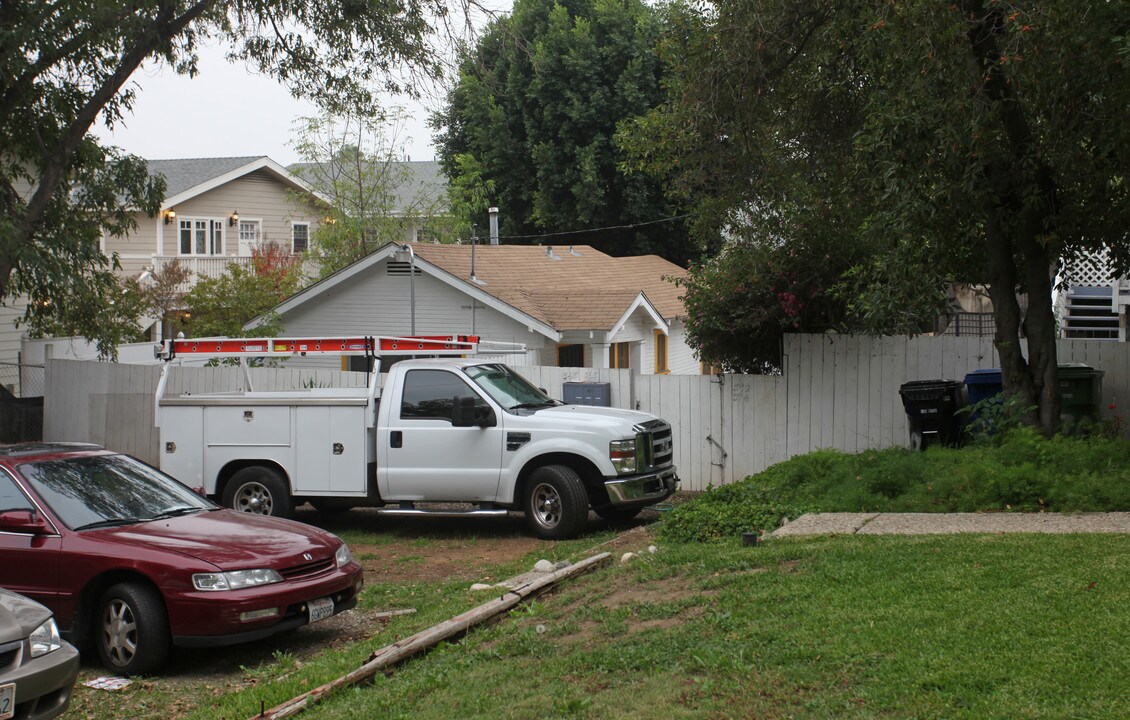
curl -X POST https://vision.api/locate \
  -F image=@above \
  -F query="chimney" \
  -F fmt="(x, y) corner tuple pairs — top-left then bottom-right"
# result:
(489, 207), (499, 245)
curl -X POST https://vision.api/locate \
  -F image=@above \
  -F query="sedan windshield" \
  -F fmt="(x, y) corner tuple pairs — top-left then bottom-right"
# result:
(464, 364), (558, 411)
(17, 454), (214, 530)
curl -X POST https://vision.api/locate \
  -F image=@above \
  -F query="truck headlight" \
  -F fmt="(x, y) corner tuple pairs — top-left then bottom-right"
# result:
(610, 438), (638, 474)
(193, 568), (284, 591)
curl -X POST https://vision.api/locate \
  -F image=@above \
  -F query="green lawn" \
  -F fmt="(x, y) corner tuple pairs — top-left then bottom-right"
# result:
(189, 532), (1130, 719)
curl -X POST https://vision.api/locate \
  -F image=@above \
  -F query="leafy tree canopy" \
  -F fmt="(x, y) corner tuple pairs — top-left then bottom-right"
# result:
(433, 0), (700, 264)
(624, 0), (1130, 430)
(290, 112), (454, 279)
(180, 245), (302, 339)
(1, 0), (450, 355)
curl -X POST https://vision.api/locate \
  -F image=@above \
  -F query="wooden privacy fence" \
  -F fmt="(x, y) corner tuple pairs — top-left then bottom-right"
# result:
(45, 334), (1130, 492)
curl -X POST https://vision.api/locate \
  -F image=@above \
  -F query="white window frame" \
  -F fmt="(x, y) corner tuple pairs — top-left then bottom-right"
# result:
(292, 222), (310, 253)
(178, 217), (225, 257)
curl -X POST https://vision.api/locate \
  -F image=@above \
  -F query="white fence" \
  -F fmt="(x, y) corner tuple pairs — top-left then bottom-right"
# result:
(44, 334), (1130, 491)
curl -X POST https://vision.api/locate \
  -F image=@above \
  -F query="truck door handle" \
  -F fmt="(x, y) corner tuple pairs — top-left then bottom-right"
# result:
(390, 431), (402, 448)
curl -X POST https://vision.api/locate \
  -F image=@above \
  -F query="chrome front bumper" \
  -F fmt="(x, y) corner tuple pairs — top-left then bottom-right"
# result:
(604, 466), (679, 506)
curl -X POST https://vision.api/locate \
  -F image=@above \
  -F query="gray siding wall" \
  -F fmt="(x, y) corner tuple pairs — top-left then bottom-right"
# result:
(275, 258), (546, 369)
(0, 296), (29, 366)
(104, 170), (321, 274)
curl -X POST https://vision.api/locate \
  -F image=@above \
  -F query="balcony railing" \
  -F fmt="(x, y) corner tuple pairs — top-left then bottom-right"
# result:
(150, 255), (256, 293)
(148, 254), (320, 294)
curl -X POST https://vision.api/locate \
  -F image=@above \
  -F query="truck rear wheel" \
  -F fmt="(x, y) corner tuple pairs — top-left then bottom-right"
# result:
(223, 466), (293, 518)
(524, 465), (589, 540)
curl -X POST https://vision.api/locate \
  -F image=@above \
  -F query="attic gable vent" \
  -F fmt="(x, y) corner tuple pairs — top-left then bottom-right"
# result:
(387, 261), (421, 276)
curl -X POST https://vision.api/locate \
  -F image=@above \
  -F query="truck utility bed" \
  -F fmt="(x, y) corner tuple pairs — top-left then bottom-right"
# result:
(159, 388), (373, 406)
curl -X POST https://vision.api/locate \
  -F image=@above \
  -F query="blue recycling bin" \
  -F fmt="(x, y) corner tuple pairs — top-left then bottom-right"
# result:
(964, 368), (1003, 405)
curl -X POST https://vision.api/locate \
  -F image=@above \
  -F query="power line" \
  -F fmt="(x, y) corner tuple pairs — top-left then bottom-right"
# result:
(478, 213), (693, 243)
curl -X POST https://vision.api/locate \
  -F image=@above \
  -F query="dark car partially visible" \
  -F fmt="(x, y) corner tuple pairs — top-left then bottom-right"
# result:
(0, 588), (79, 720)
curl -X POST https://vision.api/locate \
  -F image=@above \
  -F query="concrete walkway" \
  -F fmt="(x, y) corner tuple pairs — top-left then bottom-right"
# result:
(770, 512), (1130, 537)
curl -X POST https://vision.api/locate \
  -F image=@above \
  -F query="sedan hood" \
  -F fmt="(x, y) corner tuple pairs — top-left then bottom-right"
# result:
(93, 510), (340, 570)
(0, 588), (51, 640)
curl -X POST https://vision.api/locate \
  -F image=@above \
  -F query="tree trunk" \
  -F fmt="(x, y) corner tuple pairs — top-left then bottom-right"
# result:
(966, 0), (1061, 436)
(984, 215), (1039, 428)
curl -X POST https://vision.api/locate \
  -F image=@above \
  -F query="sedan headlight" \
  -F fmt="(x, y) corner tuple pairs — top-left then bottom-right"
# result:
(29, 617), (63, 658)
(335, 542), (353, 568)
(193, 568), (283, 591)
(610, 438), (638, 475)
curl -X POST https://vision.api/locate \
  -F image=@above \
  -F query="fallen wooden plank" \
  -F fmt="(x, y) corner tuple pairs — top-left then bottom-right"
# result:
(370, 608), (417, 620)
(254, 551), (612, 720)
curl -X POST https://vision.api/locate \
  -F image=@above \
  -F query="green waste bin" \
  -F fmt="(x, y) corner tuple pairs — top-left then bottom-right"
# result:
(1058, 363), (1104, 434)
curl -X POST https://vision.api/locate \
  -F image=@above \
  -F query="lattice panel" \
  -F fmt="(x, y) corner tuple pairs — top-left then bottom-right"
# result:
(1061, 247), (1113, 287)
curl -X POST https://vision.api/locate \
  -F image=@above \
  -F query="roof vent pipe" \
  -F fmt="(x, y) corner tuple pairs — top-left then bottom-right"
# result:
(489, 207), (499, 245)
(470, 224), (477, 281)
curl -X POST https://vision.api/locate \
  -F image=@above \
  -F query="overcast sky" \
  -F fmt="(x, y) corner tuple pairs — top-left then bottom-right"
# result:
(91, 44), (446, 166)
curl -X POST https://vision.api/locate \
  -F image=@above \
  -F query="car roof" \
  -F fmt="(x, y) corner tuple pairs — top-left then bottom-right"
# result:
(0, 442), (107, 460)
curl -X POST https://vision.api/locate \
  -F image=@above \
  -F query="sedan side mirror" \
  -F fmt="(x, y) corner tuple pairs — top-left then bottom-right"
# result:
(0, 509), (51, 535)
(452, 396), (497, 428)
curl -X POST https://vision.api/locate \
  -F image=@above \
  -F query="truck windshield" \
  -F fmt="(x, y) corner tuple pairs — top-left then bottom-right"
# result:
(464, 364), (557, 411)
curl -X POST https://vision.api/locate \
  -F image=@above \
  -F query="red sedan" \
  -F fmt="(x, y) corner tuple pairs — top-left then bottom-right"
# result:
(0, 443), (363, 676)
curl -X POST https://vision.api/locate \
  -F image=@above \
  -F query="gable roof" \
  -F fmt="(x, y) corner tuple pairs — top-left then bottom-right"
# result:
(257, 242), (686, 339)
(146, 156), (322, 208)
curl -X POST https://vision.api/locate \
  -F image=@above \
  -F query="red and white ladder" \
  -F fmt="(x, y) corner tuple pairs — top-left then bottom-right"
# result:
(155, 334), (482, 361)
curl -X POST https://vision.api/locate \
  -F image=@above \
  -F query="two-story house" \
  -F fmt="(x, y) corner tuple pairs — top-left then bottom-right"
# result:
(108, 156), (448, 291)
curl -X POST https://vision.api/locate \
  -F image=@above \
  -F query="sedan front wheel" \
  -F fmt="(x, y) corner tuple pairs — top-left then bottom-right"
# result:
(96, 582), (170, 676)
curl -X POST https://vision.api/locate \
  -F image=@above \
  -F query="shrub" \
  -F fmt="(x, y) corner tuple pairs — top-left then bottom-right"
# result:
(661, 430), (1130, 542)
(659, 482), (811, 544)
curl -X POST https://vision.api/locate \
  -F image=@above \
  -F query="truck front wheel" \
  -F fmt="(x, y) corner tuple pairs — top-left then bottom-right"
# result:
(524, 465), (589, 540)
(223, 466), (293, 518)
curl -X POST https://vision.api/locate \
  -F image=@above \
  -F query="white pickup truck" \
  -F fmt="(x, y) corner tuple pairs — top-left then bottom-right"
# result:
(155, 335), (678, 539)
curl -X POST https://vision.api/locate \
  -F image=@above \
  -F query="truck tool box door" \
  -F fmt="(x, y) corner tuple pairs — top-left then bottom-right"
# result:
(382, 369), (503, 501)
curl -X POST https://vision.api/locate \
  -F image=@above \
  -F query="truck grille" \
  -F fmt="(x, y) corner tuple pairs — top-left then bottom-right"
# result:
(636, 420), (674, 471)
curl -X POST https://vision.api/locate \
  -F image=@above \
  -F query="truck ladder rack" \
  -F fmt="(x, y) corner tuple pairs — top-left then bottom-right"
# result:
(156, 334), (481, 361)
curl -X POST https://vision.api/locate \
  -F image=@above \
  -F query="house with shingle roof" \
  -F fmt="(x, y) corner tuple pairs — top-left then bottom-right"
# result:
(105, 156), (323, 290)
(250, 241), (700, 374)
(107, 156), (447, 297)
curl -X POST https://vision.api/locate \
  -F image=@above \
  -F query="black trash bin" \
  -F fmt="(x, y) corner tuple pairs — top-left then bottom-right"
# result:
(1058, 363), (1104, 434)
(899, 380), (965, 450)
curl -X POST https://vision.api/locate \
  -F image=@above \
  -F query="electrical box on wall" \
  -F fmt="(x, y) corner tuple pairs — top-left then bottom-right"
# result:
(562, 381), (611, 407)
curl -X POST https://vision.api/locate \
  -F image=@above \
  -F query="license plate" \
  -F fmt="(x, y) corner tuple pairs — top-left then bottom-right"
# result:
(307, 597), (334, 623)
(0, 683), (14, 720)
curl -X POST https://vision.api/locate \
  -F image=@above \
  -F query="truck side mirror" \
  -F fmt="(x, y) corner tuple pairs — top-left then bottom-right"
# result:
(452, 396), (496, 428)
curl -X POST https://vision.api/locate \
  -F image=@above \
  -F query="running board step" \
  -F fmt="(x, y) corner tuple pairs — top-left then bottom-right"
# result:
(374, 508), (510, 519)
